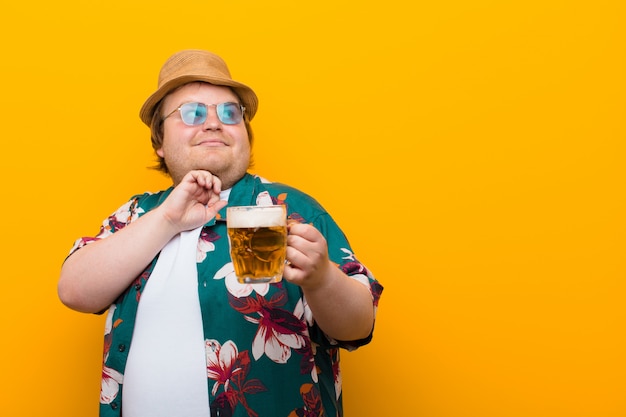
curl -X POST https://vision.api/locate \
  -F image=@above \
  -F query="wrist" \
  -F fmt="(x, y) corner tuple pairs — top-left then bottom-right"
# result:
(148, 206), (184, 239)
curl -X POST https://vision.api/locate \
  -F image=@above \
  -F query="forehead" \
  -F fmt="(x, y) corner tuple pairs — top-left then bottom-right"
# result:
(164, 82), (239, 106)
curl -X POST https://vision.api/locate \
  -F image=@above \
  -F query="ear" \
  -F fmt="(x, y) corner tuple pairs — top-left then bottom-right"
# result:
(156, 148), (164, 158)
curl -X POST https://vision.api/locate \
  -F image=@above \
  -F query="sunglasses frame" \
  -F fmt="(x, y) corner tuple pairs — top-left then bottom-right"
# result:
(164, 101), (246, 126)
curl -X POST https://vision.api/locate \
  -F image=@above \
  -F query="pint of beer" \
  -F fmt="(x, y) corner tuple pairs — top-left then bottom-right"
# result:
(226, 205), (287, 284)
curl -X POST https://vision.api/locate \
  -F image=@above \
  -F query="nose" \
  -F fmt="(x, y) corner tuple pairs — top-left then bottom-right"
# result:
(202, 106), (222, 130)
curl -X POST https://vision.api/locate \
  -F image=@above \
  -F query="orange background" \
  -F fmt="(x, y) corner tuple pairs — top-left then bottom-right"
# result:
(1, 1), (625, 416)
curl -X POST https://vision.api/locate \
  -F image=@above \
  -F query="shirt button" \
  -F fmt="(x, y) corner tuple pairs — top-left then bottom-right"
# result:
(111, 402), (118, 410)
(118, 344), (126, 352)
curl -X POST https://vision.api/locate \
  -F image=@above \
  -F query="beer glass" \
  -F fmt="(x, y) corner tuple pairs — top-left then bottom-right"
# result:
(226, 205), (287, 284)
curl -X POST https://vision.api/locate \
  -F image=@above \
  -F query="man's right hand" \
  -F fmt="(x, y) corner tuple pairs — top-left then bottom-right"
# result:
(157, 170), (228, 233)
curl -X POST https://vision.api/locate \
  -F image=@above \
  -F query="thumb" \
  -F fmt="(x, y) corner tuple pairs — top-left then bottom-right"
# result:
(206, 199), (228, 219)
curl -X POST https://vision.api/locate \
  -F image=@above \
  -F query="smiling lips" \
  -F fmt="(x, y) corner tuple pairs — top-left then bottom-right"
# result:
(195, 139), (227, 147)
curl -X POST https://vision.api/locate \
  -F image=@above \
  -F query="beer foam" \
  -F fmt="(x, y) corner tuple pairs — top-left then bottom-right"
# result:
(227, 206), (286, 228)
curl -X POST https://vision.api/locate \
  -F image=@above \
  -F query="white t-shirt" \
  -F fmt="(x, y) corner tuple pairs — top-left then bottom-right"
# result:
(122, 190), (231, 417)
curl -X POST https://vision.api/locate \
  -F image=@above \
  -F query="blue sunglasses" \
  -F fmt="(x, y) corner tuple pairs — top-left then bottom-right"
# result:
(164, 102), (245, 126)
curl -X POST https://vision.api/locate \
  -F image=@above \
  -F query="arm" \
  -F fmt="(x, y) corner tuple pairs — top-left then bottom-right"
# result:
(58, 170), (227, 314)
(283, 223), (375, 341)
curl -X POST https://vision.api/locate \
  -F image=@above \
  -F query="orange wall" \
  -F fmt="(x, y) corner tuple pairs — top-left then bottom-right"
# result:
(1, 1), (625, 416)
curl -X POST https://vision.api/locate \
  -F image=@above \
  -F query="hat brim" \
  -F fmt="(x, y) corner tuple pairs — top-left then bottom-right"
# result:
(139, 75), (258, 127)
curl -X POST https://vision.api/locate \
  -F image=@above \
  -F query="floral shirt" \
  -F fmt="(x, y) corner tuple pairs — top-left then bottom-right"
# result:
(69, 173), (383, 417)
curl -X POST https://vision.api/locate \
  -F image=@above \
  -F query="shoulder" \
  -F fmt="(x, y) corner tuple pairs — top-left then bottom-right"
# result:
(130, 188), (172, 214)
(106, 189), (171, 227)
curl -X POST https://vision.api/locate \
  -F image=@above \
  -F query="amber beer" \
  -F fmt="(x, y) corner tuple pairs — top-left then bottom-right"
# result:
(227, 205), (287, 283)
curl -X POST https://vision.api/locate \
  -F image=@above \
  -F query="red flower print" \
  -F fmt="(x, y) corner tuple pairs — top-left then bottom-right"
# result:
(206, 340), (266, 417)
(229, 290), (308, 363)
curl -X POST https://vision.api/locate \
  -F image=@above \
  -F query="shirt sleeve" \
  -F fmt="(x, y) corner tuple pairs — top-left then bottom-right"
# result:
(67, 196), (146, 257)
(307, 212), (383, 351)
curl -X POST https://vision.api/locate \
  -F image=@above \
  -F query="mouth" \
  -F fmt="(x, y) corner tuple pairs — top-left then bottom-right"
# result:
(195, 139), (227, 147)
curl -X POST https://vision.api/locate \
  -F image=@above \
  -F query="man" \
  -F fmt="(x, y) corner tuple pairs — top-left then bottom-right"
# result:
(58, 49), (382, 417)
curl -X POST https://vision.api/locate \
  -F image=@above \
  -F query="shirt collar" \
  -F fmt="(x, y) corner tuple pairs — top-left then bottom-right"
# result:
(216, 173), (260, 222)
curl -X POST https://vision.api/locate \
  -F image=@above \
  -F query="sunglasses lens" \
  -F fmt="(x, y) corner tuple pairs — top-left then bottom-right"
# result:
(217, 103), (243, 125)
(179, 102), (207, 125)
(176, 102), (243, 125)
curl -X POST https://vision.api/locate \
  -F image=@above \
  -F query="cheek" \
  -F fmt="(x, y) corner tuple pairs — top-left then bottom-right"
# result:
(159, 125), (189, 157)
(229, 127), (251, 150)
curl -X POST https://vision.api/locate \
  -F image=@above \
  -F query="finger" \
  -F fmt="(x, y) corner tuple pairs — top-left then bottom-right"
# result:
(288, 226), (325, 249)
(286, 233), (308, 253)
(282, 261), (305, 284)
(285, 245), (316, 273)
(180, 171), (197, 187)
(196, 170), (213, 189)
(212, 176), (222, 194)
(205, 199), (228, 218)
(206, 192), (222, 206)
(288, 223), (319, 240)
(285, 246), (300, 266)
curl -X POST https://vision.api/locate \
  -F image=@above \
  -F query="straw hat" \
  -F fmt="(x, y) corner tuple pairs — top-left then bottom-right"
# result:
(139, 49), (258, 126)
